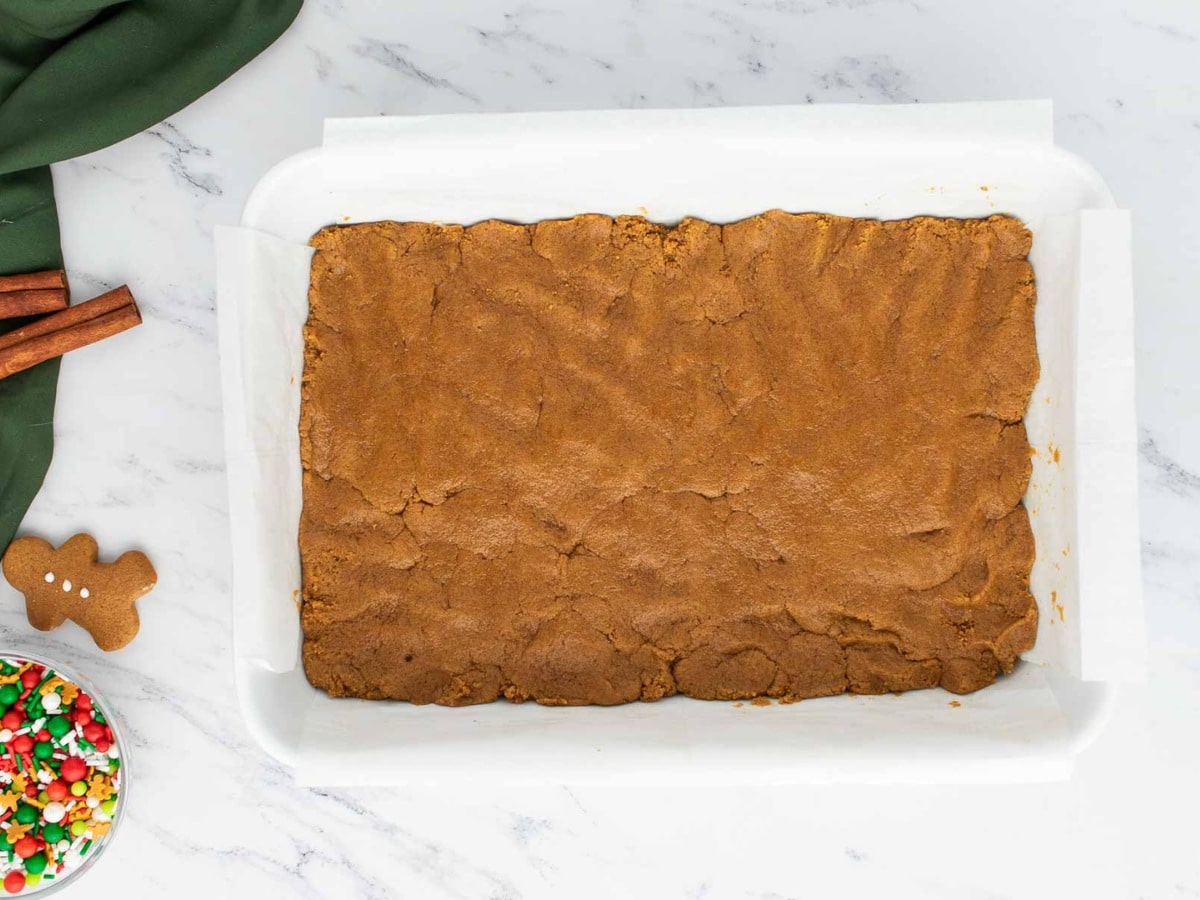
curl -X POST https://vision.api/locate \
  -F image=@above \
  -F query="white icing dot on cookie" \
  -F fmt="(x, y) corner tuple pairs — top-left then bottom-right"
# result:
(44, 571), (55, 583)
(62, 579), (73, 592)
(80, 587), (90, 599)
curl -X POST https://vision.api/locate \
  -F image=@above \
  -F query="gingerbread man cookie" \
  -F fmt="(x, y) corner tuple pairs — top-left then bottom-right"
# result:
(2, 533), (155, 650)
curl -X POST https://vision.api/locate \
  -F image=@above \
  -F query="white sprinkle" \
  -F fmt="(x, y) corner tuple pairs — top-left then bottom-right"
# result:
(57, 839), (69, 852)
(80, 587), (90, 599)
(29, 718), (45, 733)
(37, 770), (54, 784)
(86, 797), (99, 808)
(13, 728), (30, 736)
(44, 572), (54, 583)
(0, 729), (11, 743)
(42, 693), (61, 712)
(43, 801), (66, 823)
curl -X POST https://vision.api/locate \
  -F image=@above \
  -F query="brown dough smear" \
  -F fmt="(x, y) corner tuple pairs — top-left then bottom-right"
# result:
(299, 211), (1039, 706)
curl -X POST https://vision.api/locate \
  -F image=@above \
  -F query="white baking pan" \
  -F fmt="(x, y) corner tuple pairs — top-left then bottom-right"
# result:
(216, 102), (1143, 784)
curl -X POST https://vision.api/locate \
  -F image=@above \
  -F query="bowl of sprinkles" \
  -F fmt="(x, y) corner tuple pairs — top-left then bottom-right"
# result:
(0, 655), (125, 895)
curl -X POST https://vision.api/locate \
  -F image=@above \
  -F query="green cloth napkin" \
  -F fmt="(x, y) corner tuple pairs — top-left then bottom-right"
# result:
(0, 0), (302, 552)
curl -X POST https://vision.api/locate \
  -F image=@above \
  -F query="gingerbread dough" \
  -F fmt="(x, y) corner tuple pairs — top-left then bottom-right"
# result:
(300, 211), (1039, 706)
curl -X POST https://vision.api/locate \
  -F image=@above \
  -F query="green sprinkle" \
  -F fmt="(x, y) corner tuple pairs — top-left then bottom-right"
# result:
(81, 840), (93, 856)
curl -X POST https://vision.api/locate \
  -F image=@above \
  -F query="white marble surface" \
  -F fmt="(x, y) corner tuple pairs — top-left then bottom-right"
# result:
(1, 0), (1197, 896)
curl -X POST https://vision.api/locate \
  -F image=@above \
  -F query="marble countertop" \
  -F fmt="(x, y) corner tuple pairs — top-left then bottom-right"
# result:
(2, 0), (1197, 896)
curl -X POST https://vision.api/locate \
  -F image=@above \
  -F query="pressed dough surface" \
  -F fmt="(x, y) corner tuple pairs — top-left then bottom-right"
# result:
(299, 211), (1039, 706)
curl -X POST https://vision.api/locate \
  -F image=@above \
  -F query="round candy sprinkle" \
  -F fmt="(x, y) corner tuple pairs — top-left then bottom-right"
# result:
(59, 757), (86, 784)
(40, 803), (65, 825)
(18, 857), (41, 878)
(0, 657), (123, 894)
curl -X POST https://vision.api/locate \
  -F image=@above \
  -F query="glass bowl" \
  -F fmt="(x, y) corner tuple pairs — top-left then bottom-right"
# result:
(0, 652), (127, 896)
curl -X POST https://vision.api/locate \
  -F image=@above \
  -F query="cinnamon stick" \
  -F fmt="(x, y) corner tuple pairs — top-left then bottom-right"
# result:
(0, 289), (69, 320)
(0, 286), (142, 379)
(0, 269), (69, 297)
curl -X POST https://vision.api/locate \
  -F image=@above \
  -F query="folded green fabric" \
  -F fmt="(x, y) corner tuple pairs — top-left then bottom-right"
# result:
(0, 0), (302, 552)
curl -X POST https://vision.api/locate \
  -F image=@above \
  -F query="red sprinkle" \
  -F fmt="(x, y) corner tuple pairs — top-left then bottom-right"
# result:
(72, 710), (92, 727)
(10, 734), (32, 754)
(75, 693), (92, 712)
(19, 670), (39, 690)
(13, 836), (37, 859)
(60, 756), (87, 783)
(35, 729), (50, 742)
(1, 710), (22, 731)
(3, 870), (24, 893)
(23, 784), (37, 798)
(83, 723), (105, 743)
(47, 780), (68, 801)
(94, 738), (110, 753)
